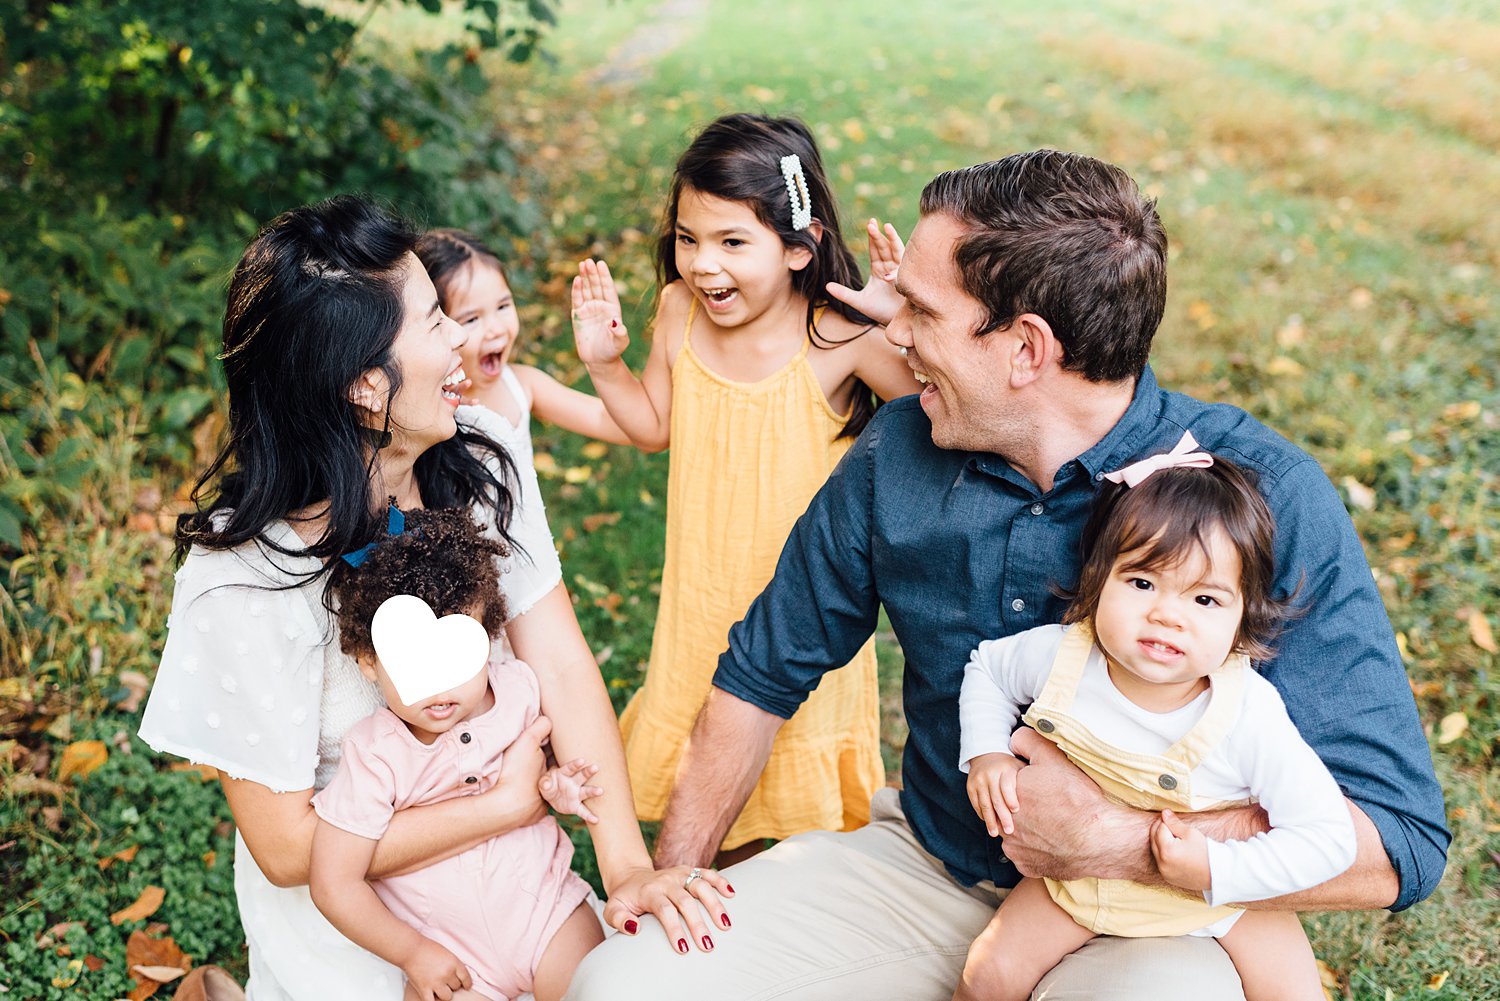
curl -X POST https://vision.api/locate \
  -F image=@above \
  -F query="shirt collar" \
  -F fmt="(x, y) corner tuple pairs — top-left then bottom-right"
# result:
(1073, 365), (1163, 480)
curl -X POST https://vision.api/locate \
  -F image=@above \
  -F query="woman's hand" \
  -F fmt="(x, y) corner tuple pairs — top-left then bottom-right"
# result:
(826, 218), (907, 326)
(602, 864), (736, 954)
(400, 937), (472, 1001)
(572, 259), (630, 368)
(476, 715), (552, 833)
(539, 757), (604, 823)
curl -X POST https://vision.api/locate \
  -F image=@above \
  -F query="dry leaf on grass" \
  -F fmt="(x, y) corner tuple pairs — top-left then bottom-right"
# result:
(125, 929), (193, 1001)
(1469, 611), (1496, 653)
(1437, 712), (1469, 745)
(111, 885), (165, 925)
(56, 740), (108, 782)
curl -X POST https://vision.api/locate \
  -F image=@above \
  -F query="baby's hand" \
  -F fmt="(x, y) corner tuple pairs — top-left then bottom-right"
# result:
(539, 757), (604, 823)
(966, 751), (1024, 837)
(825, 218), (907, 327)
(400, 937), (471, 1001)
(1150, 809), (1212, 892)
(572, 259), (630, 367)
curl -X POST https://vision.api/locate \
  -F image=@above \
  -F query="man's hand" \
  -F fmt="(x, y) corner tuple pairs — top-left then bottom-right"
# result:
(539, 757), (604, 823)
(966, 752), (1024, 837)
(399, 937), (472, 1001)
(1150, 809), (1212, 892)
(1004, 727), (1150, 882)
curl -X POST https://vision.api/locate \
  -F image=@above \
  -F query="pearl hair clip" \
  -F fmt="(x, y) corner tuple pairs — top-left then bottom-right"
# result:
(780, 154), (813, 232)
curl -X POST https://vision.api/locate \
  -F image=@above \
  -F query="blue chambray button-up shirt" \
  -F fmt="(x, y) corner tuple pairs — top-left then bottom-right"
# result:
(713, 367), (1449, 910)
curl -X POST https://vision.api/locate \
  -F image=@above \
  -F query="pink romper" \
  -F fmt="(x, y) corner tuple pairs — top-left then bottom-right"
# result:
(312, 658), (592, 1001)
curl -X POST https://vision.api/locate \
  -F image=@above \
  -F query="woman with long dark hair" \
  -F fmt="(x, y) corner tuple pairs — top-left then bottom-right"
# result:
(139, 196), (730, 999)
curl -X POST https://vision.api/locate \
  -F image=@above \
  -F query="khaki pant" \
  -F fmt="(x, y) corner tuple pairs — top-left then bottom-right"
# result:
(567, 789), (1245, 1001)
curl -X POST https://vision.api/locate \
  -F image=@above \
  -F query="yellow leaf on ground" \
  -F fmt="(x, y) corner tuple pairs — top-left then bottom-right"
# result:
(57, 740), (108, 782)
(111, 885), (166, 925)
(51, 958), (84, 988)
(1427, 971), (1450, 990)
(580, 442), (609, 460)
(581, 512), (621, 532)
(563, 465), (592, 484)
(1266, 356), (1304, 377)
(1316, 959), (1340, 999)
(1470, 611), (1497, 653)
(1341, 477), (1376, 511)
(1437, 712), (1468, 745)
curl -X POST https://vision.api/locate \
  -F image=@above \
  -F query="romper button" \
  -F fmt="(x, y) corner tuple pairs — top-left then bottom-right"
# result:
(1158, 774), (1177, 790)
(465, 776), (478, 785)
(460, 732), (472, 744)
(1036, 718), (1056, 734)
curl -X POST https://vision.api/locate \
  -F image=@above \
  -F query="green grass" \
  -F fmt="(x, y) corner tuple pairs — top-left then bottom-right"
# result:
(2, 0), (1496, 996)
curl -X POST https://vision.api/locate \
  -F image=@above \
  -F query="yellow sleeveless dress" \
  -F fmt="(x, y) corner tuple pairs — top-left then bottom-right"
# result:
(618, 300), (884, 849)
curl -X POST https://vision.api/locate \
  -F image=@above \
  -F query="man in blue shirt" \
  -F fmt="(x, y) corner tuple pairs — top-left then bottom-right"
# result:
(570, 151), (1447, 1000)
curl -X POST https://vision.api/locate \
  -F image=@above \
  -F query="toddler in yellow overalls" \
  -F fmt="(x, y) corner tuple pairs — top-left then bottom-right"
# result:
(955, 433), (1357, 1001)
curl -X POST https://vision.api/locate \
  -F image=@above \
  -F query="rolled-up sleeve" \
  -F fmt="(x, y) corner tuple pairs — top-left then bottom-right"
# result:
(712, 423), (881, 719)
(1265, 460), (1450, 910)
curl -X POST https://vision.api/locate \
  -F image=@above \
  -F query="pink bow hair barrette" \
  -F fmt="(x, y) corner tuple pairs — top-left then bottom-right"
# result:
(1101, 431), (1214, 488)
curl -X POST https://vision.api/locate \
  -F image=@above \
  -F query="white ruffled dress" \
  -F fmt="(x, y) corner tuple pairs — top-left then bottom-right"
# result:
(138, 406), (563, 1001)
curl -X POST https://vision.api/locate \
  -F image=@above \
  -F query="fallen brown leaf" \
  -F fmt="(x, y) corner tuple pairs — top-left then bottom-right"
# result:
(118, 671), (150, 713)
(169, 762), (219, 782)
(125, 929), (193, 1001)
(57, 740), (108, 782)
(111, 885), (165, 925)
(84, 954), (105, 972)
(99, 844), (141, 870)
(581, 512), (621, 532)
(1470, 611), (1497, 653)
(132, 965), (188, 983)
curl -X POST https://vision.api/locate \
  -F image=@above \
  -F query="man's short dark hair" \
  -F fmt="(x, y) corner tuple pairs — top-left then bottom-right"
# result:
(919, 150), (1167, 383)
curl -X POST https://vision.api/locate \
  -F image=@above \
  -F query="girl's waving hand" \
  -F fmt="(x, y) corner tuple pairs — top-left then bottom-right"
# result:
(571, 259), (630, 366)
(827, 217), (907, 326)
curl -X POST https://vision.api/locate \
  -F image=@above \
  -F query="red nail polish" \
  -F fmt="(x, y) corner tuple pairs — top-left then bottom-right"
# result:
(702, 935), (713, 950)
(677, 938), (689, 954)
(726, 883), (735, 894)
(609, 319), (618, 328)
(624, 919), (638, 935)
(720, 913), (731, 928)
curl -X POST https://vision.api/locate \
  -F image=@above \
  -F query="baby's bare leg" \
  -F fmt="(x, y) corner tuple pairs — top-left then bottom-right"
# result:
(1216, 910), (1324, 1001)
(952, 877), (1096, 1001)
(533, 902), (606, 1001)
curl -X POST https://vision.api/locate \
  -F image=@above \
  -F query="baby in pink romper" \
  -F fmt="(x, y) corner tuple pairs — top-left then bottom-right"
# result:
(309, 507), (606, 1001)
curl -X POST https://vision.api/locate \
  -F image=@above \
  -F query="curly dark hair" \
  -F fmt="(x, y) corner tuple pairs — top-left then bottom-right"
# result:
(329, 507), (509, 662)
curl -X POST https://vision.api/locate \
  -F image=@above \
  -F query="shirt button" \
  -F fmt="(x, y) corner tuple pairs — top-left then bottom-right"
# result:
(465, 776), (478, 785)
(460, 732), (472, 744)
(1094, 472), (1105, 482)
(1011, 598), (1026, 612)
(1029, 502), (1045, 516)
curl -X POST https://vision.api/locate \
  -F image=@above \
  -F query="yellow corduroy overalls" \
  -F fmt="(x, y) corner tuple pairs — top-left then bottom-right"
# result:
(1021, 623), (1251, 937)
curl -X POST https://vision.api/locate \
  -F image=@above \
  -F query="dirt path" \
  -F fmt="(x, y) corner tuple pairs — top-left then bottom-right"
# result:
(589, 0), (710, 86)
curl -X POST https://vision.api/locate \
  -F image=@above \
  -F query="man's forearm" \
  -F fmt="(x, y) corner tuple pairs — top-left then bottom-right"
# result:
(652, 688), (783, 868)
(1090, 799), (1398, 910)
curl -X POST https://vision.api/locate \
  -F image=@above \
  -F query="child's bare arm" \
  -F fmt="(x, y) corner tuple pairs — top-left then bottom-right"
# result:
(310, 821), (473, 1000)
(572, 260), (674, 451)
(511, 364), (633, 445)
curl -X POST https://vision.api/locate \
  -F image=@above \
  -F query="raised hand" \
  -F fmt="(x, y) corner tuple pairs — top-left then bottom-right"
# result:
(539, 757), (604, 823)
(571, 259), (630, 367)
(825, 217), (907, 326)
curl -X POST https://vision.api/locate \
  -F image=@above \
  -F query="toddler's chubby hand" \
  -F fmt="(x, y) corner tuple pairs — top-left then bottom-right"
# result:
(966, 751), (1024, 837)
(539, 756), (604, 823)
(572, 259), (630, 367)
(400, 937), (471, 1001)
(1150, 809), (1212, 892)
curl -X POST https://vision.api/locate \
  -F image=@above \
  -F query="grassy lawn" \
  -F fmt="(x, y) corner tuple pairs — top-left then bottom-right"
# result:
(2, 0), (1495, 997)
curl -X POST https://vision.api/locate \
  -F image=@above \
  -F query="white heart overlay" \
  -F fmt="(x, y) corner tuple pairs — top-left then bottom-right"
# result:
(369, 594), (490, 706)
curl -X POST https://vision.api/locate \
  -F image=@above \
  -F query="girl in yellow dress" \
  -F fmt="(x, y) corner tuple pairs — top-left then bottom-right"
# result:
(571, 113), (922, 857)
